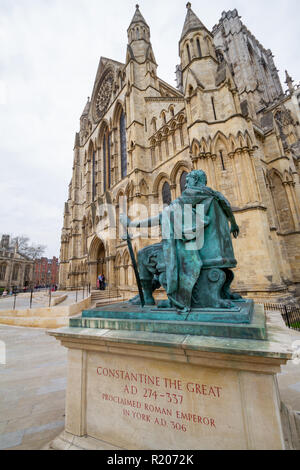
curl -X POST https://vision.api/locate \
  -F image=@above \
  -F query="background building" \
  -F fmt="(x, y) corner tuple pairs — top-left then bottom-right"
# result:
(0, 235), (34, 291)
(59, 5), (300, 303)
(33, 257), (59, 287)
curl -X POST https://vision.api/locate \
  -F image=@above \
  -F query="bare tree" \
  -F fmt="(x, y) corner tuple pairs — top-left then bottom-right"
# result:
(10, 235), (46, 260)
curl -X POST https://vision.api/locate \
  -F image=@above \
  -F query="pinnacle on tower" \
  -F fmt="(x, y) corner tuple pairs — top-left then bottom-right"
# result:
(128, 4), (149, 30)
(285, 70), (295, 94)
(180, 2), (207, 42)
(81, 97), (90, 117)
(285, 70), (294, 84)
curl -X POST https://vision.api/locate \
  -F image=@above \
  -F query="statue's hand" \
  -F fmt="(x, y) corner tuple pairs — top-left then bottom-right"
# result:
(231, 223), (240, 239)
(120, 214), (131, 229)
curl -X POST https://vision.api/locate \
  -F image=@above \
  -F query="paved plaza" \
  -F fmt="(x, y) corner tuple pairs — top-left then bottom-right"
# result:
(0, 325), (67, 450)
(0, 313), (299, 450)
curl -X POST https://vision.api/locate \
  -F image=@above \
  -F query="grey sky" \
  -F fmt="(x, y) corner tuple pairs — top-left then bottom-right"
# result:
(0, 0), (299, 258)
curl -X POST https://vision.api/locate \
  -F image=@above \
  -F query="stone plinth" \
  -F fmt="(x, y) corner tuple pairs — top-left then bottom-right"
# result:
(48, 305), (292, 450)
(75, 299), (265, 340)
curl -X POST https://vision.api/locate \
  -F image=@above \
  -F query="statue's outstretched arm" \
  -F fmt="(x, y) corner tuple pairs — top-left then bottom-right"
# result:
(129, 214), (161, 229)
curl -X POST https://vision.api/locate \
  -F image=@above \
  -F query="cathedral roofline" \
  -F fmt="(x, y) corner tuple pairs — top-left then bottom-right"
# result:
(100, 56), (125, 67)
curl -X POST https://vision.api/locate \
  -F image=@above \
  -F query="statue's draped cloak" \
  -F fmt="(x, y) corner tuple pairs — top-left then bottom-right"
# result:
(161, 186), (237, 310)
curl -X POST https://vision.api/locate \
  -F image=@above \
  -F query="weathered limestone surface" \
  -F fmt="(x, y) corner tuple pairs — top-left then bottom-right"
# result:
(48, 305), (293, 450)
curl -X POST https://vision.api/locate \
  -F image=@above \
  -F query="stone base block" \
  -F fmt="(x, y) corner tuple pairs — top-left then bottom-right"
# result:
(48, 305), (292, 450)
(75, 300), (265, 340)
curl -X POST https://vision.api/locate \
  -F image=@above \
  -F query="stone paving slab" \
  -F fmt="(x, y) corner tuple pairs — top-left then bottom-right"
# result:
(0, 324), (67, 450)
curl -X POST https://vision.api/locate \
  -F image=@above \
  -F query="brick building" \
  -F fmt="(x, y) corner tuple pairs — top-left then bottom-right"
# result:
(34, 257), (59, 287)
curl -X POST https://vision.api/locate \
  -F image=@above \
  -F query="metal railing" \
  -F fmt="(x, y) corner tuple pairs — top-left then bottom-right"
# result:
(0, 285), (92, 311)
(264, 303), (300, 331)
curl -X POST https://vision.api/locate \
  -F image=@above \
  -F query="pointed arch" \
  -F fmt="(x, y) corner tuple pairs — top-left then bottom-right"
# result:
(191, 138), (200, 158)
(160, 110), (167, 125)
(151, 117), (157, 134)
(236, 131), (246, 149)
(153, 172), (171, 194)
(228, 134), (236, 153)
(211, 131), (229, 155)
(169, 105), (175, 117)
(170, 160), (192, 185)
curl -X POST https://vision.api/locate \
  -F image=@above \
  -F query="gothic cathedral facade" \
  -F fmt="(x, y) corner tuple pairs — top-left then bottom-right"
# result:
(59, 5), (300, 303)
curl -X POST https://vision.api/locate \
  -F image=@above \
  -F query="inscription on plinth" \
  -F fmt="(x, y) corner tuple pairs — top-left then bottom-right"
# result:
(85, 352), (248, 450)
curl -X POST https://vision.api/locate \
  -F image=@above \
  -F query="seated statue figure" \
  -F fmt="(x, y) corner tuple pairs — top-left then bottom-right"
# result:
(123, 170), (243, 312)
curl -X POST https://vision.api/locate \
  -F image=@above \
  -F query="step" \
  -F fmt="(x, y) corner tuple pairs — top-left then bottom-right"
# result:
(95, 298), (124, 308)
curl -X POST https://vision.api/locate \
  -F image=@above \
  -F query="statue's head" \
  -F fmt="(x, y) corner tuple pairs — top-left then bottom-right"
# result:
(186, 170), (207, 189)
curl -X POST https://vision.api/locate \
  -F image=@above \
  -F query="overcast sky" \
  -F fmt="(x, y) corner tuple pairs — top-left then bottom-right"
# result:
(0, 0), (299, 258)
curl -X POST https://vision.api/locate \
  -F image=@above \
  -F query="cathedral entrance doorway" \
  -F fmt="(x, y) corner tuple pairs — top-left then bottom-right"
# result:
(88, 236), (106, 289)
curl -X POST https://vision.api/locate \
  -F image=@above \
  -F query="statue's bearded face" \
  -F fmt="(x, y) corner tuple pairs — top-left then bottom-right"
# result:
(186, 172), (207, 188)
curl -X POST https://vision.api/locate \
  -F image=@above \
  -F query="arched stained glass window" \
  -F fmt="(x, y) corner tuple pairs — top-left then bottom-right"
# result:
(162, 182), (172, 206)
(108, 133), (111, 189)
(103, 135), (107, 192)
(120, 110), (127, 179)
(92, 151), (96, 200)
(103, 128), (112, 191)
(180, 172), (188, 194)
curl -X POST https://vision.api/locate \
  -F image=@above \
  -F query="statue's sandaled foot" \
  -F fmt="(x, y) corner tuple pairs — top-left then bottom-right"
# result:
(229, 293), (247, 303)
(229, 293), (243, 300)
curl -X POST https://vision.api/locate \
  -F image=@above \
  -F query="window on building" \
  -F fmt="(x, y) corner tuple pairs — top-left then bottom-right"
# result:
(180, 172), (188, 194)
(211, 97), (217, 120)
(103, 128), (111, 191)
(120, 110), (127, 179)
(196, 38), (202, 58)
(220, 150), (226, 171)
(92, 151), (96, 200)
(186, 44), (191, 63)
(162, 182), (172, 206)
(103, 134), (107, 192)
(108, 132), (111, 189)
(0, 264), (6, 281)
(12, 265), (19, 281)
